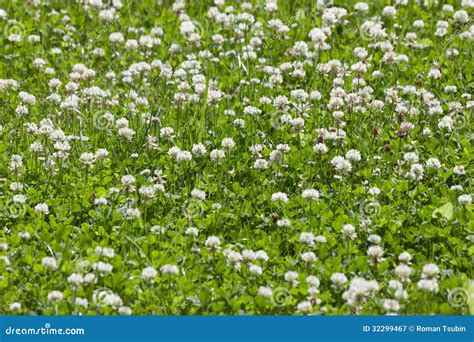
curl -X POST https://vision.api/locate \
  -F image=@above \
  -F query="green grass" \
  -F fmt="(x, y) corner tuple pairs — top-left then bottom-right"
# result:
(0, 0), (472, 315)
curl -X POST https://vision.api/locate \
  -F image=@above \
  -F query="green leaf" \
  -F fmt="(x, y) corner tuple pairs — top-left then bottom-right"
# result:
(432, 202), (454, 221)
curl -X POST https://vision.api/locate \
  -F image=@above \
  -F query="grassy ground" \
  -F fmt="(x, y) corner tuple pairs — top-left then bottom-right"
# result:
(0, 0), (472, 315)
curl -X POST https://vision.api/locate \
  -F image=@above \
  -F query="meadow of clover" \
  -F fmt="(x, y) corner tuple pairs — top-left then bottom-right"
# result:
(0, 0), (472, 316)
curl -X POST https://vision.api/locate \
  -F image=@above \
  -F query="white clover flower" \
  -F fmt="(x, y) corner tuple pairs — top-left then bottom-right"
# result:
(276, 219), (290, 227)
(160, 127), (174, 140)
(453, 166), (466, 175)
(308, 28), (327, 43)
(94, 197), (108, 205)
(95, 246), (115, 258)
(124, 207), (140, 220)
(306, 276), (320, 288)
(67, 273), (84, 287)
(438, 116), (454, 131)
(210, 149), (225, 161)
(118, 127), (135, 141)
(121, 175), (136, 192)
(297, 301), (313, 313)
(426, 158), (441, 169)
(367, 234), (381, 245)
(313, 143), (328, 154)
(442, 4), (454, 12)
(387, 280), (408, 299)
(249, 264), (262, 275)
(406, 163), (424, 181)
(367, 245), (384, 263)
(9, 182), (24, 192)
(453, 10), (469, 24)
(417, 279), (439, 293)
(284, 271), (299, 287)
(276, 144), (291, 153)
(0, 255), (10, 266)
(428, 69), (441, 79)
(79, 152), (96, 168)
(9, 302), (22, 311)
(109, 32), (124, 43)
(253, 159), (269, 170)
(139, 186), (156, 198)
(302, 189), (320, 201)
(398, 252), (412, 264)
(383, 299), (400, 312)
(367, 187), (380, 198)
(310, 90), (322, 100)
(84, 273), (97, 284)
(41, 256), (58, 270)
(258, 286), (273, 298)
(160, 264), (179, 275)
(331, 272), (348, 287)
(403, 152), (419, 164)
(241, 250), (255, 262)
(221, 138), (235, 150)
(18, 91), (36, 105)
(75, 297), (88, 308)
(458, 194), (472, 205)
(395, 264), (412, 283)
(47, 291), (64, 302)
(205, 236), (221, 251)
(225, 250), (243, 269)
(301, 252), (317, 263)
(34, 203), (49, 214)
(191, 189), (206, 200)
(18, 231), (30, 240)
(331, 156), (352, 174)
(192, 143), (207, 157)
(150, 225), (165, 235)
(186, 227), (199, 236)
(141, 266), (158, 281)
(342, 224), (357, 240)
(255, 250), (269, 262)
(299, 232), (316, 246)
(342, 278), (379, 307)
(269, 150), (284, 163)
(345, 149), (361, 162)
(421, 263), (440, 279)
(10, 154), (23, 170)
(92, 261), (113, 274)
(271, 192), (288, 203)
(102, 293), (123, 308)
(118, 306), (132, 315)
(176, 151), (192, 162)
